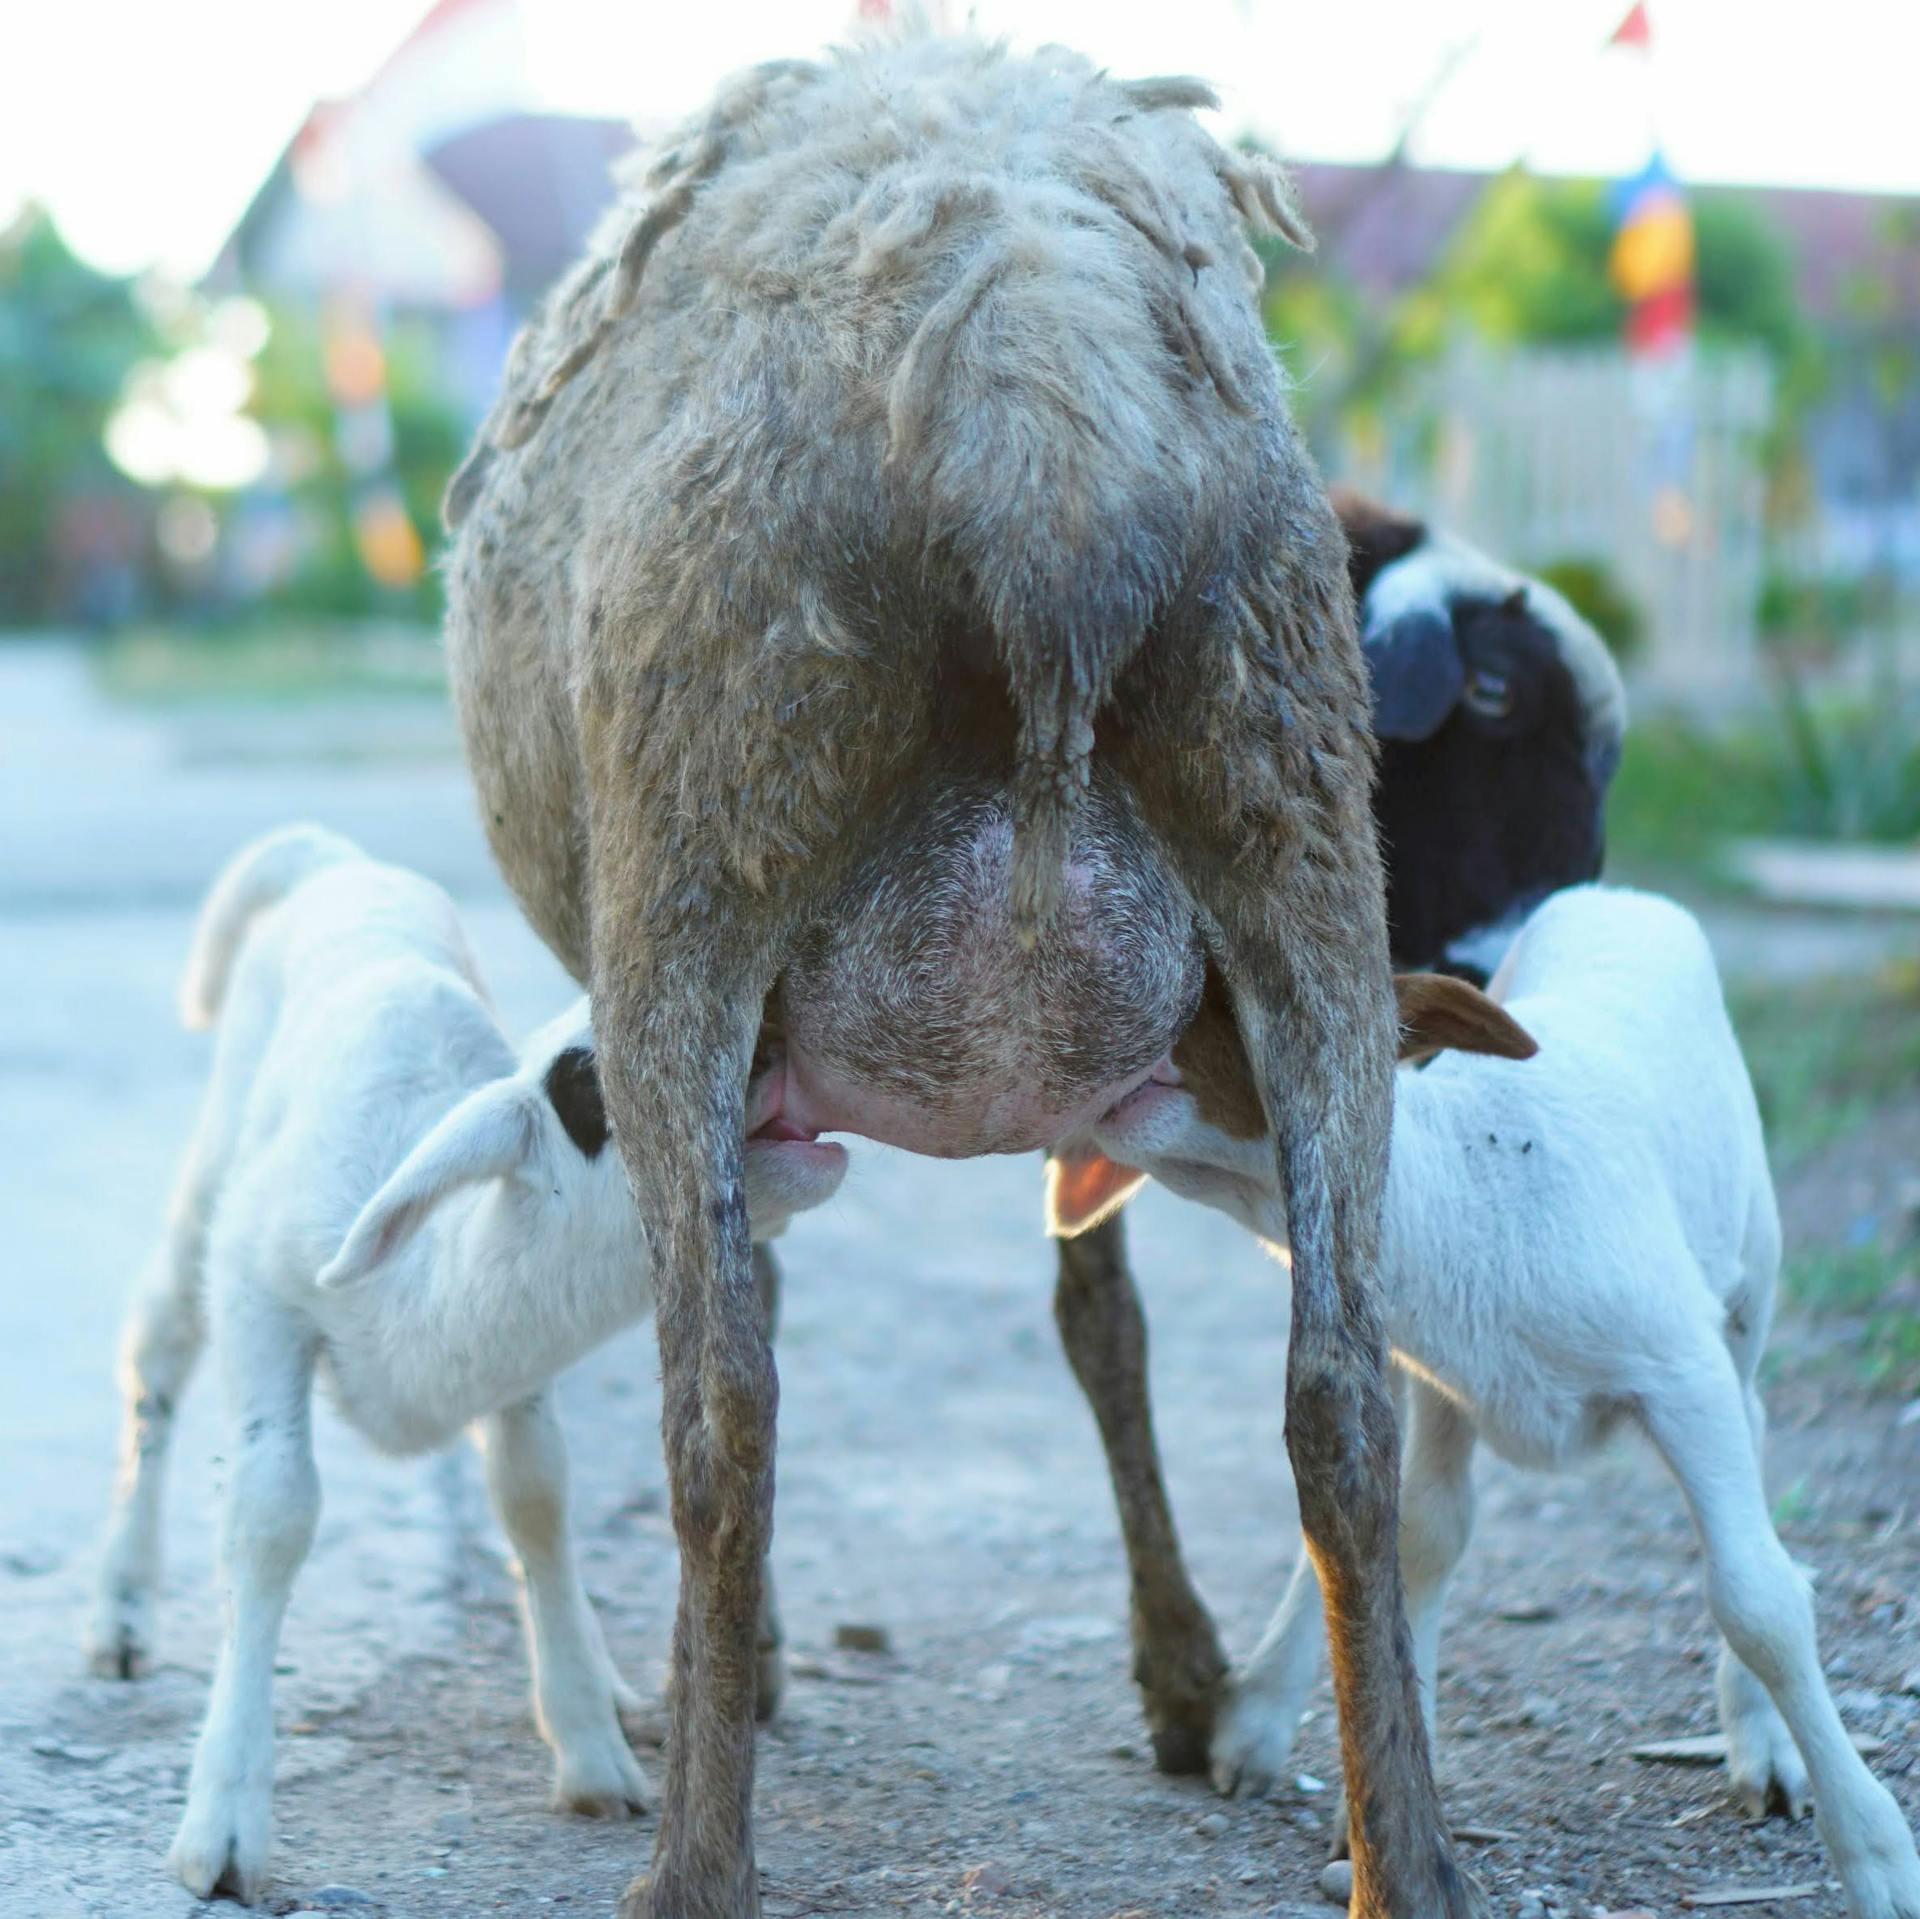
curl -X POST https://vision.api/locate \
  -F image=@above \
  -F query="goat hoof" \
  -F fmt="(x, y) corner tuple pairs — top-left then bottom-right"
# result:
(1733, 1761), (1813, 1823)
(1148, 1719), (1212, 1775)
(1726, 1718), (1812, 1821)
(85, 1628), (150, 1681)
(554, 1733), (652, 1819)
(169, 1801), (269, 1906)
(84, 1599), (153, 1681)
(1208, 1690), (1297, 1800)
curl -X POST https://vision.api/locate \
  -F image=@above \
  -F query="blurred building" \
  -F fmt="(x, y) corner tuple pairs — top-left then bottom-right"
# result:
(205, 0), (648, 423)
(203, 2), (1917, 690)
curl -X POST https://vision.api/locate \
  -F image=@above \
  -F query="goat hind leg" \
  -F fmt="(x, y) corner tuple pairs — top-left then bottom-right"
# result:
(750, 1241), (786, 1725)
(88, 1152), (215, 1678)
(168, 1297), (318, 1907)
(1250, 968), (1482, 1919)
(1644, 1359), (1920, 1919)
(1715, 1385), (1811, 1819)
(480, 1393), (650, 1817)
(1054, 1212), (1227, 1773)
(1322, 1374), (1477, 1860)
(604, 966), (776, 1919)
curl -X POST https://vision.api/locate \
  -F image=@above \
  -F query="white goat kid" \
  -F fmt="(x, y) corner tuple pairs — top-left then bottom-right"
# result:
(86, 826), (846, 1906)
(1053, 885), (1920, 1919)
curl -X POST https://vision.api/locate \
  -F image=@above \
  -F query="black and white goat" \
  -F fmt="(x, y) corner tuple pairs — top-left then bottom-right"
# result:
(1333, 487), (1627, 979)
(1043, 493), (1633, 1777)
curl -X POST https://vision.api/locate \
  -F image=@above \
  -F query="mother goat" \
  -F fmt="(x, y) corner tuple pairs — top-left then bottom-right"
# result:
(442, 35), (1476, 1919)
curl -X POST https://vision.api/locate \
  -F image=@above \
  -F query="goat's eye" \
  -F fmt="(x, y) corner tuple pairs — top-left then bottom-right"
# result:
(1463, 670), (1514, 720)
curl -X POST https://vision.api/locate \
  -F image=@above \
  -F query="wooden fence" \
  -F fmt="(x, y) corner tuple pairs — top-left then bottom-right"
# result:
(1341, 344), (1776, 703)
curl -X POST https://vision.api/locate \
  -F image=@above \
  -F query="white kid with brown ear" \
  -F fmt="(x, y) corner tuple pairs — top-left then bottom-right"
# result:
(1052, 884), (1920, 1919)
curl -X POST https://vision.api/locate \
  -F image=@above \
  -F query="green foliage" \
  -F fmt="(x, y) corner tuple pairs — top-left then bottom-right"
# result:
(1730, 961), (1920, 1163)
(1407, 172), (1815, 364)
(1755, 569), (1870, 650)
(1532, 556), (1646, 664)
(1692, 197), (1810, 363)
(1605, 715), (1794, 875)
(242, 307), (460, 622)
(1413, 171), (1624, 349)
(1607, 700), (1920, 879)
(0, 206), (157, 622)
(1782, 1243), (1920, 1397)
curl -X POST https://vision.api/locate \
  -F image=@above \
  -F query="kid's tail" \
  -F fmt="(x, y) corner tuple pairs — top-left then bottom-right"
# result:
(179, 825), (363, 1030)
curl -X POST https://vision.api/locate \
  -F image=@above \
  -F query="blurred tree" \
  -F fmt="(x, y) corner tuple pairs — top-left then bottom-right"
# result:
(1404, 172), (1812, 362)
(1406, 172), (1623, 350)
(0, 206), (157, 624)
(241, 305), (463, 620)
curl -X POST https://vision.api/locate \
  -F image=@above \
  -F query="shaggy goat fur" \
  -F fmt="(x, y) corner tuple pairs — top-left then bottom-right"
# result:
(88, 828), (841, 1907)
(444, 32), (1475, 1919)
(1056, 888), (1920, 1919)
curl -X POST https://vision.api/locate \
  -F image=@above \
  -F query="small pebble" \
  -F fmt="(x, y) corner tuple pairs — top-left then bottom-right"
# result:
(1837, 1687), (1885, 1718)
(834, 1622), (892, 1654)
(1900, 1667), (1920, 1699)
(1195, 1810), (1231, 1838)
(1317, 1859), (1354, 1905)
(307, 1890), (379, 1910)
(29, 1740), (110, 1764)
(1496, 1600), (1560, 1624)
(1518, 1692), (1566, 1729)
(1295, 1772), (1326, 1794)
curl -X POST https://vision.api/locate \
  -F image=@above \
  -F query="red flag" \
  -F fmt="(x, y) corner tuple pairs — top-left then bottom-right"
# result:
(1609, 3), (1651, 48)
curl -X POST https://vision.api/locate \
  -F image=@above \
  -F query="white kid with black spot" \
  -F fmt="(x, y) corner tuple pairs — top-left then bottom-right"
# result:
(85, 825), (846, 1907)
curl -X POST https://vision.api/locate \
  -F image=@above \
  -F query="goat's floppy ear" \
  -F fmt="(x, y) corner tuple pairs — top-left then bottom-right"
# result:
(1045, 1149), (1147, 1238)
(317, 1081), (542, 1289)
(1363, 609), (1465, 741)
(1330, 486), (1428, 598)
(1393, 973), (1539, 1064)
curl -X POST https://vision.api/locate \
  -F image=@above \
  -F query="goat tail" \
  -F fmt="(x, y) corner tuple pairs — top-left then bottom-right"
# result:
(179, 825), (362, 1031)
(1007, 662), (1101, 946)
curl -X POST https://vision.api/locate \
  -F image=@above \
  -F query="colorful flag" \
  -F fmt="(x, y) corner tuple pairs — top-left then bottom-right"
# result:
(1610, 153), (1694, 357)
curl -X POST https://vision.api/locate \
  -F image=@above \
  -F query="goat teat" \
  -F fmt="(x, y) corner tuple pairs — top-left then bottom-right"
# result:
(1046, 969), (1536, 1238)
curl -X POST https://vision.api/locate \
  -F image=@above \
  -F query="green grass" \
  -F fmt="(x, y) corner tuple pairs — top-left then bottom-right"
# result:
(1606, 716), (1788, 884)
(1783, 1244), (1920, 1396)
(1748, 975), (1920, 1395)
(1729, 960), (1920, 1162)
(1608, 702), (1920, 888)
(92, 619), (447, 706)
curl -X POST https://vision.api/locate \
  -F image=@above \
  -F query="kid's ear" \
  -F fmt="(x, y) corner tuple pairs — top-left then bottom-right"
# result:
(1045, 1148), (1148, 1238)
(1363, 609), (1465, 741)
(317, 1081), (543, 1289)
(1393, 973), (1539, 1065)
